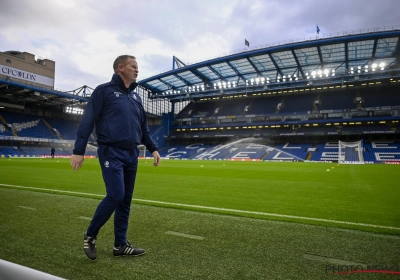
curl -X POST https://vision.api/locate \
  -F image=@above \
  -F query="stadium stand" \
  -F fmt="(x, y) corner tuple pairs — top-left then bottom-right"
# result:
(44, 118), (79, 140)
(2, 28), (400, 161)
(0, 111), (57, 139)
(279, 94), (316, 113)
(363, 141), (400, 162)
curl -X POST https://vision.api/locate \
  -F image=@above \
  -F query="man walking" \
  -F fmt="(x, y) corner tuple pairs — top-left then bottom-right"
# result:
(70, 55), (160, 261)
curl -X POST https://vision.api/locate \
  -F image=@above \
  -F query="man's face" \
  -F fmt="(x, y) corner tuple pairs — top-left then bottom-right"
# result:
(119, 58), (139, 84)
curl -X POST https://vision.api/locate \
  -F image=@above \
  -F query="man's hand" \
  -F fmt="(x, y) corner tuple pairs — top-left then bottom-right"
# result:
(70, 154), (84, 171)
(152, 151), (161, 167)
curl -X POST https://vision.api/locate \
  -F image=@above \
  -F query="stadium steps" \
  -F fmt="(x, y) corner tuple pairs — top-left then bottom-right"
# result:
(260, 151), (269, 160)
(9, 125), (18, 137)
(276, 97), (284, 113)
(355, 89), (362, 110)
(0, 114), (14, 136)
(151, 125), (164, 137)
(41, 118), (60, 139)
(305, 142), (317, 160)
(312, 93), (320, 112)
(211, 102), (224, 118)
(0, 114), (7, 126)
(0, 115), (18, 137)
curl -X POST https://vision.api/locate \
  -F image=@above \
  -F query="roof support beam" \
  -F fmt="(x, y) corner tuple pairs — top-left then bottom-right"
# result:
(245, 57), (263, 77)
(345, 41), (349, 72)
(317, 45), (324, 69)
(158, 78), (175, 90)
(291, 49), (305, 78)
(226, 61), (247, 83)
(188, 68), (212, 88)
(208, 65), (227, 82)
(267, 53), (283, 77)
(173, 74), (191, 87)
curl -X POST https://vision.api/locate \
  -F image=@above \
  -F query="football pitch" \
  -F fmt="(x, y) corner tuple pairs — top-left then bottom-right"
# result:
(0, 158), (399, 279)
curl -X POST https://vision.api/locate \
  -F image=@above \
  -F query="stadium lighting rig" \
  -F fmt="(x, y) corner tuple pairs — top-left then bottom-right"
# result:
(162, 84), (207, 96)
(65, 106), (84, 115)
(214, 80), (237, 89)
(153, 60), (391, 100)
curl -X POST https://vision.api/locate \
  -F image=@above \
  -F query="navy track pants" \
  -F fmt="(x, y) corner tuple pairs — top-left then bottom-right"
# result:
(86, 145), (139, 247)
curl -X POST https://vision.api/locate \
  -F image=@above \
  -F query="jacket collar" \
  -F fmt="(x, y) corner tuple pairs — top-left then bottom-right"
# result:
(112, 74), (138, 92)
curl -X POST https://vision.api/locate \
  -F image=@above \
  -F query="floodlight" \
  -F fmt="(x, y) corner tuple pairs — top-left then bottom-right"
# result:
(380, 62), (385, 70)
(371, 63), (377, 69)
(324, 69), (329, 75)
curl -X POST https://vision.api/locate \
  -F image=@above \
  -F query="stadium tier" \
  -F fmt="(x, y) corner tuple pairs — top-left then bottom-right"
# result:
(1, 28), (400, 161)
(155, 141), (400, 163)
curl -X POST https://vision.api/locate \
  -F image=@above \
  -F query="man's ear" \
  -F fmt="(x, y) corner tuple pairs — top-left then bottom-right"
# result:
(117, 63), (124, 73)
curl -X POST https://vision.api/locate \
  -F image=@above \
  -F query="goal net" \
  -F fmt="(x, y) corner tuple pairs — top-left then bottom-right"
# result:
(338, 140), (364, 164)
(138, 145), (147, 158)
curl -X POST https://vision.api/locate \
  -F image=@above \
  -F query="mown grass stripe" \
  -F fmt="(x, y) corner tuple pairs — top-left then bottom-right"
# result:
(17, 206), (36, 210)
(1, 183), (400, 231)
(165, 231), (205, 240)
(77, 216), (92, 221)
(304, 253), (366, 266)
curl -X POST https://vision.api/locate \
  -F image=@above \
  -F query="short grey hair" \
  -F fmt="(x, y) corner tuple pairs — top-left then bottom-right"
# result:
(113, 55), (136, 74)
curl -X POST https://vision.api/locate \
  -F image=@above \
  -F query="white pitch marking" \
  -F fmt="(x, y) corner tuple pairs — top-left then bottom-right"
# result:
(18, 206), (36, 210)
(77, 216), (92, 221)
(1, 183), (400, 231)
(304, 253), (367, 266)
(165, 231), (205, 240)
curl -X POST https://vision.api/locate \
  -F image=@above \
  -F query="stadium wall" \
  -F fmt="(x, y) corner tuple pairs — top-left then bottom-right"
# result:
(0, 51), (55, 90)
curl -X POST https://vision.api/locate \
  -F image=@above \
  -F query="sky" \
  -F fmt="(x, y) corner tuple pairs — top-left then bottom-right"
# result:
(0, 0), (399, 92)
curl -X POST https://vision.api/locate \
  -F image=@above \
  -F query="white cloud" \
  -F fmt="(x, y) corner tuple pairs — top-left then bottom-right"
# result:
(0, 0), (399, 90)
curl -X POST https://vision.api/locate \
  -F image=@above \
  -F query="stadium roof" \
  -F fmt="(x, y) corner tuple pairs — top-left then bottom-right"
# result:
(0, 80), (92, 111)
(138, 28), (400, 101)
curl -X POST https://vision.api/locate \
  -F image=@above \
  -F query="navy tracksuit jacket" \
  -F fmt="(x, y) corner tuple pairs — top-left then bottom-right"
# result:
(73, 74), (158, 247)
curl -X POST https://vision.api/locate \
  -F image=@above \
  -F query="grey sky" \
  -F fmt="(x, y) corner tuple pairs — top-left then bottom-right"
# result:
(0, 0), (398, 91)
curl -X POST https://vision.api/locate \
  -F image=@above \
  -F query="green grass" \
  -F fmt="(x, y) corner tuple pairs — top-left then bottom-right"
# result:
(0, 158), (399, 279)
(1, 158), (399, 233)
